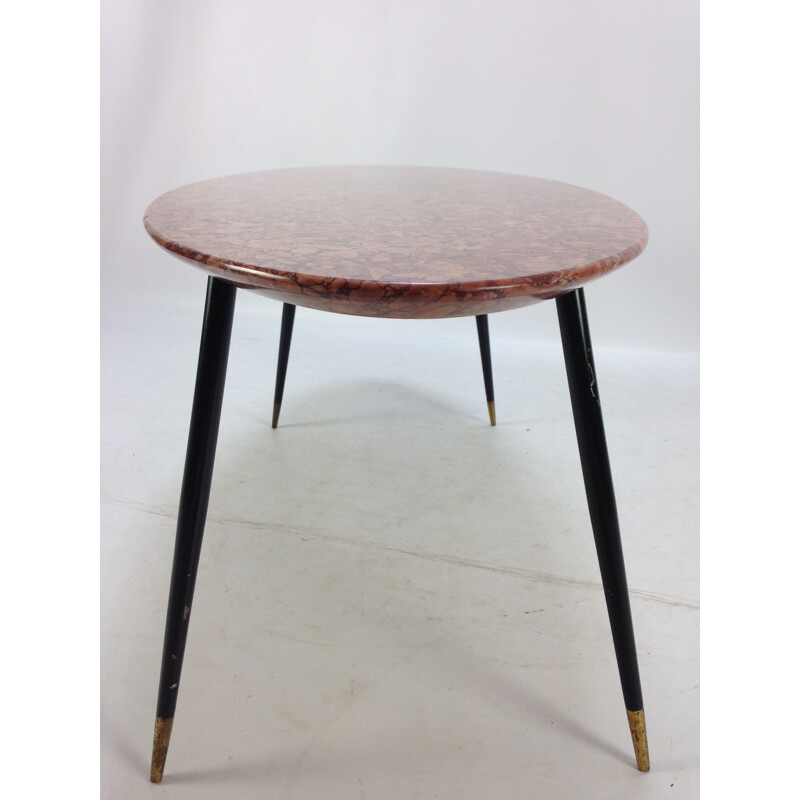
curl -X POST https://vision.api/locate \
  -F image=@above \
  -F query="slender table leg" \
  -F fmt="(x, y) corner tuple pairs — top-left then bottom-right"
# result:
(271, 303), (296, 428)
(555, 288), (650, 772)
(150, 277), (237, 783)
(475, 314), (496, 426)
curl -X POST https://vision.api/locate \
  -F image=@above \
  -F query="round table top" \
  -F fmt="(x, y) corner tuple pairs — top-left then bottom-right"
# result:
(144, 166), (648, 319)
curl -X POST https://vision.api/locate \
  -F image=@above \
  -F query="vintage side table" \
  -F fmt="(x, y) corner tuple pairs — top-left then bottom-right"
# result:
(143, 166), (650, 783)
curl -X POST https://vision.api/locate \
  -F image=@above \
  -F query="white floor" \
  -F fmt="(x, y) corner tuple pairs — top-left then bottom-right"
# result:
(101, 292), (699, 799)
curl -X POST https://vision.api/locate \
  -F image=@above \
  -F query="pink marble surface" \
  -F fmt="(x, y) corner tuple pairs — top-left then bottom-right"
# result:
(144, 167), (648, 319)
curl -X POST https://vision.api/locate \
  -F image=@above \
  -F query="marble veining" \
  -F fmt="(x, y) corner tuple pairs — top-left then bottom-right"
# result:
(144, 167), (648, 319)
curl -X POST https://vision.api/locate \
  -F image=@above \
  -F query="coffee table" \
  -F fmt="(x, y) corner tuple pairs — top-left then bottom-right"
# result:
(143, 166), (650, 783)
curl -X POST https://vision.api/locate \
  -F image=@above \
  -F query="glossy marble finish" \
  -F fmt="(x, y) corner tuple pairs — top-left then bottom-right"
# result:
(144, 167), (648, 319)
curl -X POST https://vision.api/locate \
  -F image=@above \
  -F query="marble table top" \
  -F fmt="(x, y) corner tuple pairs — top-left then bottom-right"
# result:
(144, 166), (648, 319)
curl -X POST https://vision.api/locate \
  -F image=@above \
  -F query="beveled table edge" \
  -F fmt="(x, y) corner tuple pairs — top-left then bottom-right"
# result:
(143, 167), (648, 319)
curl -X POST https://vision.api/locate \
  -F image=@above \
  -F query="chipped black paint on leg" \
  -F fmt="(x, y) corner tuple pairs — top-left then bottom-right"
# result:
(555, 288), (648, 769)
(151, 277), (237, 782)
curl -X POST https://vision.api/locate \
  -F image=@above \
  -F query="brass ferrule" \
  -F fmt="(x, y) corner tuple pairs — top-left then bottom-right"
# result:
(150, 716), (174, 783)
(626, 708), (650, 772)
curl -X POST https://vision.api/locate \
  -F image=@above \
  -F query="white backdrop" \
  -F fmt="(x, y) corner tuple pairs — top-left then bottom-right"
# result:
(101, 0), (698, 353)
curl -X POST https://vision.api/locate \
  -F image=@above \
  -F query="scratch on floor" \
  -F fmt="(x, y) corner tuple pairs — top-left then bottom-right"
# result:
(218, 516), (698, 610)
(101, 492), (176, 519)
(102, 493), (698, 610)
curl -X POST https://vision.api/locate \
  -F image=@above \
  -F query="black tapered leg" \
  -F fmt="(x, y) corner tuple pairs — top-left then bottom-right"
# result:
(150, 277), (237, 783)
(271, 303), (296, 428)
(475, 314), (496, 426)
(555, 288), (649, 772)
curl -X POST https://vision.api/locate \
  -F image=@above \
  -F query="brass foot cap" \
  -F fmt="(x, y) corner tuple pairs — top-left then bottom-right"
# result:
(271, 403), (281, 429)
(487, 400), (496, 426)
(150, 716), (174, 783)
(626, 708), (650, 772)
